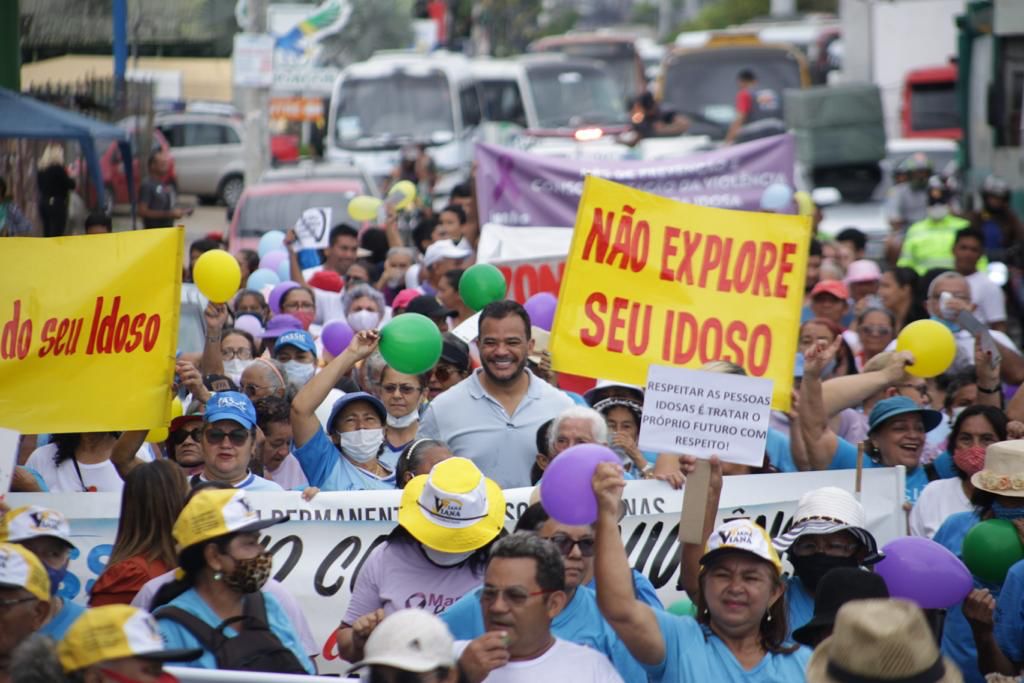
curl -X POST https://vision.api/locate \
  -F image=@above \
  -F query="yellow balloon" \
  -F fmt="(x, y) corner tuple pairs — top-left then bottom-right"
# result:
(348, 195), (382, 221)
(387, 180), (417, 210)
(794, 190), (815, 217)
(895, 319), (957, 378)
(170, 396), (183, 420)
(193, 249), (242, 304)
(146, 427), (168, 444)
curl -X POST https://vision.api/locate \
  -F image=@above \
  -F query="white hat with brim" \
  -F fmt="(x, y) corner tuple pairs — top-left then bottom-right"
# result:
(583, 379), (644, 406)
(772, 487), (881, 562)
(805, 599), (962, 683)
(347, 609), (455, 674)
(971, 440), (1024, 498)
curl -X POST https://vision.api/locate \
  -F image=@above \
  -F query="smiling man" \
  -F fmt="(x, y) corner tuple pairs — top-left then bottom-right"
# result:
(418, 301), (573, 488)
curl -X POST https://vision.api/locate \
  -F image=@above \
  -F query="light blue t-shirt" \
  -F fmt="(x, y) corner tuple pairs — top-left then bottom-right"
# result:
(642, 609), (810, 683)
(585, 569), (663, 610)
(441, 585), (646, 683)
(155, 587), (314, 674)
(934, 510), (992, 683)
(381, 439), (409, 470)
(39, 597), (85, 640)
(784, 576), (814, 640)
(293, 428), (395, 491)
(418, 369), (575, 488)
(995, 559), (1024, 664)
(766, 430), (797, 473)
(829, 437), (929, 503)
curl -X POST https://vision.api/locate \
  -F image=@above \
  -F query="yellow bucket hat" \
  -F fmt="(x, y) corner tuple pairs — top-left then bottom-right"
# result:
(172, 488), (288, 553)
(58, 605), (202, 672)
(0, 541), (50, 602)
(399, 457), (506, 553)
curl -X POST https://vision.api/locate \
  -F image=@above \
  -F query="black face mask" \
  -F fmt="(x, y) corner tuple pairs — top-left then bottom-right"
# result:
(790, 554), (859, 593)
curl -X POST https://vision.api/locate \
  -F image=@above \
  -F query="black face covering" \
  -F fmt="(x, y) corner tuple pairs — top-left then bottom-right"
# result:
(790, 554), (859, 593)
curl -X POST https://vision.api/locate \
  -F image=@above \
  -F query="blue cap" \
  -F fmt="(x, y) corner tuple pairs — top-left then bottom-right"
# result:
(327, 392), (387, 433)
(868, 396), (942, 434)
(274, 330), (317, 356)
(204, 391), (257, 429)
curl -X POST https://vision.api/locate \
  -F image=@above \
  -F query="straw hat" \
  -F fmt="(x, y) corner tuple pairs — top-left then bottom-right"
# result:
(806, 599), (963, 683)
(972, 440), (1024, 498)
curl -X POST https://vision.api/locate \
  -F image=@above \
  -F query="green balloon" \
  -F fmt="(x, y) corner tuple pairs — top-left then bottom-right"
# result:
(379, 313), (443, 375)
(962, 519), (1024, 584)
(667, 597), (697, 617)
(459, 263), (507, 311)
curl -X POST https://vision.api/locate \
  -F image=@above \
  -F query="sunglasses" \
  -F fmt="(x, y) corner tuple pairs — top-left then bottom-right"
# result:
(204, 428), (250, 446)
(431, 364), (459, 382)
(381, 383), (422, 396)
(171, 428), (202, 445)
(860, 325), (892, 336)
(546, 534), (595, 558)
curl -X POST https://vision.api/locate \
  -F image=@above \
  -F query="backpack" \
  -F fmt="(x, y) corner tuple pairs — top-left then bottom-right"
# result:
(156, 591), (308, 675)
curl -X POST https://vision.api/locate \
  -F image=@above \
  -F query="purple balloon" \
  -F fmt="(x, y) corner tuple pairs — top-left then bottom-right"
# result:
(321, 319), (355, 357)
(233, 313), (265, 339)
(875, 536), (973, 609)
(268, 280), (300, 315)
(524, 292), (558, 331)
(540, 444), (620, 525)
(260, 250), (288, 273)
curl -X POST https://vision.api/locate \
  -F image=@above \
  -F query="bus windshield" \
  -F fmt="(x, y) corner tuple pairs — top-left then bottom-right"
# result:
(527, 63), (629, 130)
(542, 42), (641, 103)
(661, 47), (804, 138)
(909, 83), (960, 132)
(334, 72), (454, 150)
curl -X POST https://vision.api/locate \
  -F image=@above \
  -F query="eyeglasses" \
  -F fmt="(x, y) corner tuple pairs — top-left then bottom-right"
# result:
(242, 383), (267, 398)
(171, 428), (202, 445)
(204, 428), (250, 446)
(480, 586), (553, 607)
(432, 365), (455, 382)
(381, 383), (422, 396)
(545, 534), (595, 558)
(0, 596), (36, 611)
(896, 383), (929, 397)
(791, 538), (860, 558)
(282, 301), (315, 311)
(860, 325), (892, 337)
(222, 347), (254, 360)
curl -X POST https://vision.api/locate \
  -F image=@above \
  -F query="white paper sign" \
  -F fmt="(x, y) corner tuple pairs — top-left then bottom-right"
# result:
(638, 366), (773, 466)
(0, 428), (18, 496)
(293, 207), (332, 251)
(451, 311), (481, 344)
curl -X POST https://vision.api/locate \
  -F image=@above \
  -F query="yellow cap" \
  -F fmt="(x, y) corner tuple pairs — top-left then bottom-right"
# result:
(0, 542), (50, 602)
(172, 488), (287, 553)
(1, 505), (76, 549)
(701, 518), (783, 575)
(58, 605), (202, 672)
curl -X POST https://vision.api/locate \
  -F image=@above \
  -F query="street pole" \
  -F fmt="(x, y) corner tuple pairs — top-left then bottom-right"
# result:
(0, 0), (21, 91)
(240, 0), (270, 189)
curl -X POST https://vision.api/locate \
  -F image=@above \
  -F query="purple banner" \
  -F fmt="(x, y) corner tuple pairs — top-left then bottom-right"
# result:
(474, 134), (796, 227)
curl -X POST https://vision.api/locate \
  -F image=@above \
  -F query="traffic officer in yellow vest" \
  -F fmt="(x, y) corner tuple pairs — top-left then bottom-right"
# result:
(898, 177), (970, 275)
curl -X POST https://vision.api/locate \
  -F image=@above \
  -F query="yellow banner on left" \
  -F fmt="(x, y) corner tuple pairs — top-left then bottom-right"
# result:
(0, 228), (183, 432)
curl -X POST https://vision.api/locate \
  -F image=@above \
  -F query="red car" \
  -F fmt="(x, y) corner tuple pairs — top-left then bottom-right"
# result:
(72, 126), (177, 212)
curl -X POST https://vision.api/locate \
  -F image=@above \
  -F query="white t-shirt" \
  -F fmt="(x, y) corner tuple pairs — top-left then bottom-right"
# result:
(25, 443), (126, 493)
(967, 271), (1007, 325)
(453, 638), (624, 683)
(909, 477), (971, 539)
(313, 287), (346, 325)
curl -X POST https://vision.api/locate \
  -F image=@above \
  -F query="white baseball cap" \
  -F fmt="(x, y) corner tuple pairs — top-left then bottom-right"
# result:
(702, 518), (783, 575)
(347, 609), (456, 674)
(1, 505), (76, 550)
(423, 239), (473, 268)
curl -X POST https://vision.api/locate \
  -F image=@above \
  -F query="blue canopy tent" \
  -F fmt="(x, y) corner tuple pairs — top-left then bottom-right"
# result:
(0, 87), (134, 223)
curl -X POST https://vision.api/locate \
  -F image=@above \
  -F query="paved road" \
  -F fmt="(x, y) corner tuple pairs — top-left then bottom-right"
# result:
(111, 198), (229, 255)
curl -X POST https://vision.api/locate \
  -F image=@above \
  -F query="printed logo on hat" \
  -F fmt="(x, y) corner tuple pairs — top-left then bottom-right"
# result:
(433, 497), (465, 520)
(29, 510), (64, 533)
(717, 525), (756, 546)
(214, 394), (250, 412)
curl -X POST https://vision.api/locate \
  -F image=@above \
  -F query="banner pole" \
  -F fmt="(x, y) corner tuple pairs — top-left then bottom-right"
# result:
(855, 442), (865, 498)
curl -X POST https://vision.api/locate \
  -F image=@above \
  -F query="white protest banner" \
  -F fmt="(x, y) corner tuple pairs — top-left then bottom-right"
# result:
(293, 207), (333, 251)
(476, 224), (571, 303)
(451, 312), (480, 345)
(639, 366), (773, 466)
(8, 468), (904, 673)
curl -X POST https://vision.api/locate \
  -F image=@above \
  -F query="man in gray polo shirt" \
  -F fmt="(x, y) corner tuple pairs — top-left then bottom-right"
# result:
(418, 300), (574, 487)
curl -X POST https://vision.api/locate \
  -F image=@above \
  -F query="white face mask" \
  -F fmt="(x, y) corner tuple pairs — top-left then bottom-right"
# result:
(283, 360), (315, 387)
(927, 204), (950, 221)
(338, 428), (385, 463)
(422, 545), (475, 567)
(222, 359), (254, 384)
(387, 411), (419, 429)
(348, 309), (380, 332)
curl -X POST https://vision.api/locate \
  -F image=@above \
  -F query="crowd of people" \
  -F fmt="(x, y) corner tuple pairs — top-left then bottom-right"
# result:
(4, 151), (1024, 683)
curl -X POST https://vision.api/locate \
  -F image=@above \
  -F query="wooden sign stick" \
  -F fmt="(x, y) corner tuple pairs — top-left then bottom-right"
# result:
(679, 458), (712, 545)
(855, 442), (865, 497)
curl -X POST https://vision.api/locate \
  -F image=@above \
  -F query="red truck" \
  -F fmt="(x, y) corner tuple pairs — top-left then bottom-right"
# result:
(901, 63), (961, 139)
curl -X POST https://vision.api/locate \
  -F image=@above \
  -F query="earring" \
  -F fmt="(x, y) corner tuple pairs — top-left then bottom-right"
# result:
(766, 612), (772, 623)
(213, 571), (223, 581)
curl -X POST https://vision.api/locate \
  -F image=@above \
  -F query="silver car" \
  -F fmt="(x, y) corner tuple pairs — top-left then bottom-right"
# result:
(156, 112), (246, 208)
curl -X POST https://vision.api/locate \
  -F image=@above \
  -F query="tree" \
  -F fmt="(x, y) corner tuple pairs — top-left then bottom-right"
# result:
(476, 0), (542, 57)
(316, 0), (415, 68)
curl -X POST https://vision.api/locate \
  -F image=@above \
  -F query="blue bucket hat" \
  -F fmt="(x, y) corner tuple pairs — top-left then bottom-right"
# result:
(327, 392), (387, 433)
(204, 391), (257, 430)
(274, 330), (317, 356)
(868, 396), (942, 434)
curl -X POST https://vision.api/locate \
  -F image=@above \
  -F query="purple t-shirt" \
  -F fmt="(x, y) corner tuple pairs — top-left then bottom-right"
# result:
(342, 538), (483, 624)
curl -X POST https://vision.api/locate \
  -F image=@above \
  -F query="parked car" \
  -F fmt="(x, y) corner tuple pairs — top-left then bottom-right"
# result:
(228, 175), (374, 252)
(155, 112), (247, 209)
